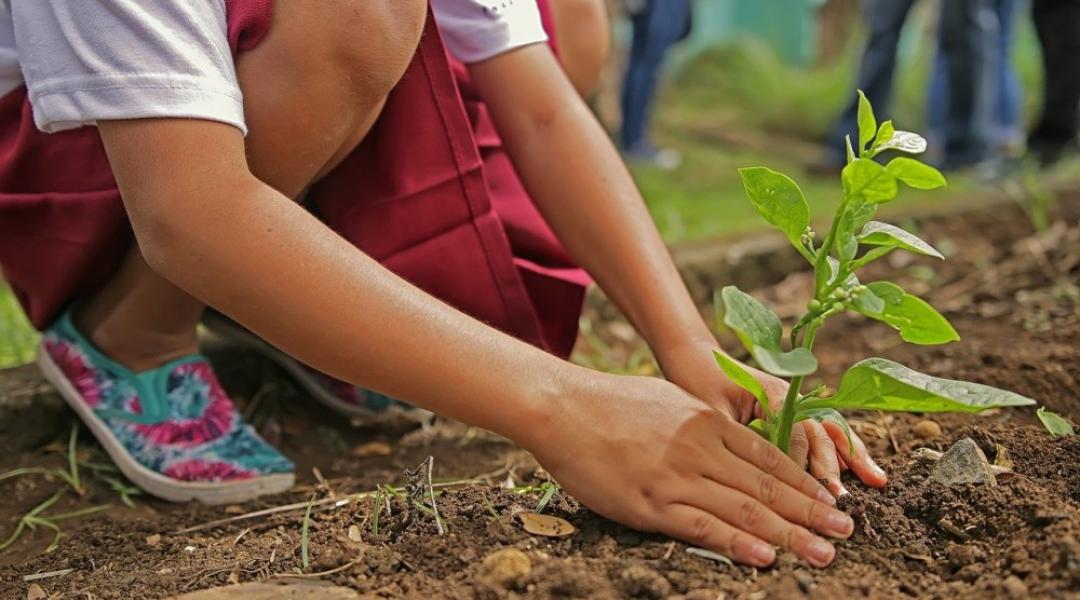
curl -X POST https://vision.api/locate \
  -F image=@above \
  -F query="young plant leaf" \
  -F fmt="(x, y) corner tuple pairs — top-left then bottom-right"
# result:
(845, 135), (856, 164)
(748, 418), (772, 440)
(803, 358), (1036, 414)
(858, 221), (944, 260)
(849, 284), (886, 314)
(856, 90), (877, 155)
(1036, 407), (1075, 437)
(796, 407), (854, 455)
(738, 167), (811, 250)
(719, 286), (818, 377)
(713, 350), (771, 417)
(842, 158), (898, 203)
(872, 130), (928, 155)
(872, 120), (895, 152)
(858, 281), (959, 345)
(885, 158), (947, 190)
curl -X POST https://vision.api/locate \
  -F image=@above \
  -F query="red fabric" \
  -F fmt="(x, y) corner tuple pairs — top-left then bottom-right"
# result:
(0, 0), (586, 357)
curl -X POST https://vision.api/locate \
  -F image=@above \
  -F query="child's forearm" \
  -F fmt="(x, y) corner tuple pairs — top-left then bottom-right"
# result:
(98, 118), (570, 448)
(470, 46), (714, 357)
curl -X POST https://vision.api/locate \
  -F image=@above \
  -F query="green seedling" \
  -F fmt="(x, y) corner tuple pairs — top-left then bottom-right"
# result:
(715, 92), (1036, 455)
(1037, 407), (1075, 437)
(299, 491), (317, 571)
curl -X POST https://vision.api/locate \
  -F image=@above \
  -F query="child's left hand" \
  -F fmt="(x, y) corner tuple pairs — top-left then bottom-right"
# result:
(657, 339), (888, 498)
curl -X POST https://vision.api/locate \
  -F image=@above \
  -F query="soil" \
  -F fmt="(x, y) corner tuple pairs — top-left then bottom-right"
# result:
(1, 194), (1079, 600)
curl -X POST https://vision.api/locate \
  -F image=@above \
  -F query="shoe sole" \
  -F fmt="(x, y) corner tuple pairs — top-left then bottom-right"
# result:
(202, 312), (432, 425)
(37, 348), (295, 505)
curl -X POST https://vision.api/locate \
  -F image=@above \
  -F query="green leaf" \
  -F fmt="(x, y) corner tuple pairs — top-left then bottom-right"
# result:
(1037, 407), (1075, 437)
(748, 418), (772, 440)
(885, 158), (947, 190)
(719, 286), (818, 377)
(713, 350), (771, 417)
(738, 167), (811, 249)
(871, 120), (895, 152)
(796, 407), (854, 455)
(873, 130), (928, 155)
(804, 358), (1036, 413)
(849, 285), (885, 314)
(859, 221), (944, 259)
(845, 135), (856, 164)
(859, 282), (959, 345)
(856, 90), (876, 154)
(842, 158), (898, 203)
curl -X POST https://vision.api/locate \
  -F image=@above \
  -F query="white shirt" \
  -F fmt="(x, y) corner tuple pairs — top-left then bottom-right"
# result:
(0, 0), (547, 135)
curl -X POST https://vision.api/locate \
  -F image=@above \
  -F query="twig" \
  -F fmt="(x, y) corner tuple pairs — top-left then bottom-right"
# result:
(22, 568), (74, 582)
(876, 411), (899, 454)
(426, 456), (445, 536)
(271, 556), (363, 579)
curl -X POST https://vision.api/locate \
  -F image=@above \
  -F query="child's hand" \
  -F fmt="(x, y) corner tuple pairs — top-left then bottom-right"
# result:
(656, 340), (888, 497)
(522, 370), (855, 568)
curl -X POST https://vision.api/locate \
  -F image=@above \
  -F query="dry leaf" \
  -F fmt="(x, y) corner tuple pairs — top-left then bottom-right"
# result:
(145, 533), (161, 547)
(26, 584), (47, 600)
(994, 444), (1014, 469)
(352, 441), (392, 458)
(519, 512), (575, 537)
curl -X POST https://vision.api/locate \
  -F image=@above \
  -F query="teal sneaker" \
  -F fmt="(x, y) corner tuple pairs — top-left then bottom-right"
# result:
(37, 309), (295, 504)
(202, 311), (432, 425)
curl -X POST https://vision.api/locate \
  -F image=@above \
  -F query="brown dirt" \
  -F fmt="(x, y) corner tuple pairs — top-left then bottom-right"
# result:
(1, 196), (1079, 599)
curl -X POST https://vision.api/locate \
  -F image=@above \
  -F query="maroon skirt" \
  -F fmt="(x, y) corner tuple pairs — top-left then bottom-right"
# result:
(0, 0), (587, 358)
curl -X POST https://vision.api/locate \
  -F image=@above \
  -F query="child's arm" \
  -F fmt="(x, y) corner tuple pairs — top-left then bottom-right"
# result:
(97, 117), (850, 567)
(468, 45), (887, 489)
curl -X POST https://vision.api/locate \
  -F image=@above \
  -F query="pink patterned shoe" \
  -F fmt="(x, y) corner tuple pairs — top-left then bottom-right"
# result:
(202, 312), (432, 425)
(38, 309), (295, 504)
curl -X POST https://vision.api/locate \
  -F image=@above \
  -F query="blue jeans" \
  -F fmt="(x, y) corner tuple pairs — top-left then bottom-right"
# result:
(824, 0), (919, 164)
(927, 0), (1004, 167)
(928, 0), (1023, 158)
(620, 0), (692, 151)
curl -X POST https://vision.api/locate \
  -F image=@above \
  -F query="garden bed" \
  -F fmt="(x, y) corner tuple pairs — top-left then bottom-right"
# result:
(1, 194), (1078, 599)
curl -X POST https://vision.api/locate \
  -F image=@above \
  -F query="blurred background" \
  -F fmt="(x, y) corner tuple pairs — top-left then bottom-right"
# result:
(2, 0), (1079, 369)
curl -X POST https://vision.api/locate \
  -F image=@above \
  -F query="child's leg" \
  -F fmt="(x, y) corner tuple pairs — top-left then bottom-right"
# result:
(75, 0), (427, 373)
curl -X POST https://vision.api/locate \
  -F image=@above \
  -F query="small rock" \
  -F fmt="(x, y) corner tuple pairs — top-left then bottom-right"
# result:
(685, 590), (723, 600)
(347, 525), (363, 543)
(26, 584), (47, 600)
(145, 533), (162, 547)
(928, 438), (996, 487)
(480, 547), (532, 587)
(913, 419), (942, 440)
(619, 566), (671, 599)
(794, 570), (814, 593)
(946, 543), (984, 569)
(1003, 575), (1028, 598)
(352, 441), (392, 458)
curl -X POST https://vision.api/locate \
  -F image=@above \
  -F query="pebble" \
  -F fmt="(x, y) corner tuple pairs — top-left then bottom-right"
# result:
(928, 438), (996, 487)
(1003, 575), (1028, 598)
(913, 419), (942, 440)
(479, 547), (532, 588)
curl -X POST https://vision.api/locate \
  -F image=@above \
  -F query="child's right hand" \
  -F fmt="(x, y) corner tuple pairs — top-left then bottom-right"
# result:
(521, 369), (855, 568)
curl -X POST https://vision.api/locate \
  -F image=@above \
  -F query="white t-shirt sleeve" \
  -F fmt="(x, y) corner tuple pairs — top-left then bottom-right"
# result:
(432, 0), (548, 64)
(10, 0), (246, 134)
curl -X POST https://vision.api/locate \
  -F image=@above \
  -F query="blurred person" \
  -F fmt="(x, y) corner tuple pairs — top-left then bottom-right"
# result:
(1028, 0), (1080, 166)
(549, 0), (611, 97)
(620, 0), (693, 169)
(927, 0), (1023, 168)
(814, 0), (999, 172)
(926, 0), (1002, 170)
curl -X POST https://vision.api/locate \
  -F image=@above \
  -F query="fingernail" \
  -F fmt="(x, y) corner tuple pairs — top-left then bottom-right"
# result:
(826, 511), (854, 537)
(808, 538), (834, 566)
(838, 485), (851, 497)
(870, 463), (886, 478)
(751, 543), (776, 566)
(817, 488), (836, 505)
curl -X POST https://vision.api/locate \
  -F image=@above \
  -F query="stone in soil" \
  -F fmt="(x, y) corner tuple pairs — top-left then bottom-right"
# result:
(913, 419), (943, 440)
(928, 438), (996, 487)
(479, 547), (532, 587)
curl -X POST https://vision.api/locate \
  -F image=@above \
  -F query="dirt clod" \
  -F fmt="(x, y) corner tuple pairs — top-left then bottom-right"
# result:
(618, 565), (672, 599)
(479, 547), (532, 587)
(1003, 575), (1028, 598)
(913, 419), (943, 440)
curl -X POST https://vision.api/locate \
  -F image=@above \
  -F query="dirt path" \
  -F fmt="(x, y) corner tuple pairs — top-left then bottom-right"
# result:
(1, 199), (1078, 599)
